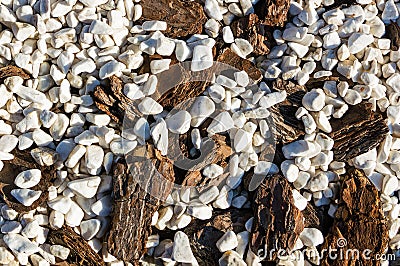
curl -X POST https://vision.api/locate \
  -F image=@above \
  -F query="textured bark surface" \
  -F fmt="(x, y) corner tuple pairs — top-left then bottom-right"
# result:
(231, 14), (273, 55)
(47, 226), (105, 266)
(217, 48), (263, 82)
(270, 79), (306, 144)
(93, 76), (140, 123)
(321, 168), (389, 266)
(0, 65), (30, 79)
(387, 22), (400, 50)
(250, 174), (304, 261)
(254, 0), (291, 27)
(329, 102), (388, 161)
(182, 209), (253, 265)
(140, 0), (206, 38)
(107, 146), (175, 264)
(0, 149), (55, 213)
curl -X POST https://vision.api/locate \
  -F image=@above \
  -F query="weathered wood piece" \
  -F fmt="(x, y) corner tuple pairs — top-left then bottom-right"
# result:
(254, 0), (291, 27)
(321, 168), (389, 266)
(387, 22), (400, 50)
(0, 65), (30, 79)
(107, 146), (175, 265)
(47, 226), (105, 266)
(231, 14), (273, 55)
(329, 102), (388, 161)
(269, 79), (306, 144)
(140, 0), (207, 39)
(0, 149), (55, 213)
(250, 174), (304, 261)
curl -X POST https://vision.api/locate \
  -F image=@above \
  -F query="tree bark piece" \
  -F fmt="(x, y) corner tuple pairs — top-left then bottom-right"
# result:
(107, 145), (175, 265)
(182, 209), (253, 265)
(254, 0), (290, 27)
(140, 0), (207, 39)
(321, 168), (389, 266)
(47, 226), (105, 266)
(0, 66), (30, 79)
(0, 149), (55, 213)
(269, 79), (306, 144)
(250, 174), (304, 261)
(329, 102), (388, 161)
(231, 14), (273, 55)
(387, 22), (400, 50)
(217, 48), (263, 82)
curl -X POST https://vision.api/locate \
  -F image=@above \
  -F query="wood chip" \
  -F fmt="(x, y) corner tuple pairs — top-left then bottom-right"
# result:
(183, 209), (253, 265)
(107, 145), (175, 264)
(250, 174), (304, 261)
(269, 79), (306, 144)
(231, 14), (273, 55)
(254, 0), (290, 27)
(321, 168), (389, 266)
(387, 22), (400, 50)
(0, 149), (55, 213)
(329, 102), (388, 161)
(47, 226), (105, 266)
(0, 65), (30, 80)
(217, 48), (262, 82)
(140, 0), (207, 38)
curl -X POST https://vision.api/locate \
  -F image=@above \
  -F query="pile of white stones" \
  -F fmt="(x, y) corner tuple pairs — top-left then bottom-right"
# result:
(0, 0), (400, 263)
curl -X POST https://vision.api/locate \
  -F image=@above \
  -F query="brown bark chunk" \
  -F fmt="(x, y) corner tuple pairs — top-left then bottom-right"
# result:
(0, 149), (55, 213)
(140, 0), (207, 39)
(250, 174), (304, 261)
(231, 14), (273, 55)
(387, 22), (400, 50)
(47, 226), (105, 266)
(254, 0), (290, 27)
(269, 79), (306, 144)
(217, 48), (263, 82)
(0, 66), (30, 79)
(329, 102), (388, 161)
(107, 146), (175, 264)
(183, 209), (253, 265)
(321, 168), (389, 266)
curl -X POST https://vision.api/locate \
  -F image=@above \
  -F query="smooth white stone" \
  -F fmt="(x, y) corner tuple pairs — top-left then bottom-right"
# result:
(89, 20), (113, 34)
(203, 164), (224, 179)
(302, 89), (325, 111)
(48, 196), (72, 214)
(172, 231), (197, 264)
(216, 231), (238, 252)
(234, 129), (251, 152)
(383, 175), (398, 195)
(150, 118), (168, 156)
(3, 234), (39, 255)
(292, 189), (308, 211)
(207, 112), (234, 134)
(299, 228), (324, 247)
(308, 172), (329, 192)
(187, 205), (213, 220)
(150, 59), (171, 74)
(1, 221), (22, 234)
(14, 169), (41, 189)
(387, 73), (400, 93)
(49, 210), (64, 229)
(191, 45), (213, 71)
(199, 186), (219, 204)
(205, 19), (220, 38)
(142, 21), (167, 31)
(71, 59), (96, 75)
(233, 38), (253, 58)
(382, 0), (399, 21)
(91, 195), (112, 216)
(282, 27), (307, 42)
(175, 40), (192, 62)
(347, 33), (374, 54)
(166, 111), (191, 134)
(222, 26), (234, 43)
(99, 60), (125, 80)
(282, 140), (313, 159)
(138, 97), (163, 115)
(281, 160), (299, 182)
(298, 5), (318, 25)
(67, 176), (101, 198)
(343, 89), (362, 105)
(11, 189), (41, 206)
(21, 220), (40, 239)
(50, 245), (70, 260)
(204, 0), (223, 20)
(80, 219), (101, 240)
